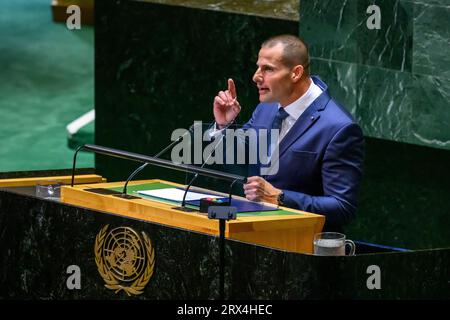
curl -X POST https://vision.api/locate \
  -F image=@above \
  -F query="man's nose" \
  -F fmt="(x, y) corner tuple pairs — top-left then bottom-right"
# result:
(253, 69), (262, 83)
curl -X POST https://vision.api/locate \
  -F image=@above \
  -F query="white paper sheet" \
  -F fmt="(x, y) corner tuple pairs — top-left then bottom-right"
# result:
(137, 188), (222, 202)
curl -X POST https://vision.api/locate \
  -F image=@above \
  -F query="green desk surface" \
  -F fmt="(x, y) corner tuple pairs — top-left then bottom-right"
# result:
(109, 182), (299, 217)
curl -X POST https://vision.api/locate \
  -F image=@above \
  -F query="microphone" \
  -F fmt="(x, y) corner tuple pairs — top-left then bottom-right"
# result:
(72, 143), (246, 186)
(179, 122), (230, 210)
(119, 123), (196, 197)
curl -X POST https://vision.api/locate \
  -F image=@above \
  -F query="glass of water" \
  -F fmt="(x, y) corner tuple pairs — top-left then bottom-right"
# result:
(313, 232), (356, 256)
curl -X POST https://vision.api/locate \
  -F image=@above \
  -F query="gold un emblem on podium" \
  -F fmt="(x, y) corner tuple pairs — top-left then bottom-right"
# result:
(95, 225), (155, 296)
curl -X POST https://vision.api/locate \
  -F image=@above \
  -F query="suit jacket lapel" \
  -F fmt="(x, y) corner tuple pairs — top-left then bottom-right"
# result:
(278, 92), (331, 158)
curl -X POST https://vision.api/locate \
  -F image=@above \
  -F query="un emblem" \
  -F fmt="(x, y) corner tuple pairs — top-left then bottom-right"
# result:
(94, 225), (155, 295)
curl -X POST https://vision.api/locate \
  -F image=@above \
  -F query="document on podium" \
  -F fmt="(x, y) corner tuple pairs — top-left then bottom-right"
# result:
(137, 187), (279, 213)
(137, 188), (224, 202)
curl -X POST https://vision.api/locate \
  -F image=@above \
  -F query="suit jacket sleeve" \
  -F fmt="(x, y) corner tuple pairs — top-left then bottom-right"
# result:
(282, 122), (365, 229)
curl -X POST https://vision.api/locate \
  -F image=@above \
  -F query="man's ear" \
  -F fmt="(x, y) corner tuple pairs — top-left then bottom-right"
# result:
(291, 65), (304, 82)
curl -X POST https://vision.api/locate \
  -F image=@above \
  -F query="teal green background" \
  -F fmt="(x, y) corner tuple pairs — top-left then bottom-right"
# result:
(0, 0), (94, 172)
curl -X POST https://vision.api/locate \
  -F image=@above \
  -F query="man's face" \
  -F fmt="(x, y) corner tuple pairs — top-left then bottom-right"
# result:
(252, 44), (294, 106)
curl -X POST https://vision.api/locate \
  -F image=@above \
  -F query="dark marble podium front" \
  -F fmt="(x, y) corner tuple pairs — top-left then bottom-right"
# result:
(1, 171), (448, 299)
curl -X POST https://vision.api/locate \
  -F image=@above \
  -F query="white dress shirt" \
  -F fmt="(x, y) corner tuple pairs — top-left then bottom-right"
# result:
(277, 80), (323, 142)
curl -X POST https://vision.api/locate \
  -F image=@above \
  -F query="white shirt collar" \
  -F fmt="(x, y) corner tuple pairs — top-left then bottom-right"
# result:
(278, 80), (323, 120)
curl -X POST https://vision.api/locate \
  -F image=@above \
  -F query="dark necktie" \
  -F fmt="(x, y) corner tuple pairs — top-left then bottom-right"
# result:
(272, 107), (289, 131)
(269, 107), (289, 156)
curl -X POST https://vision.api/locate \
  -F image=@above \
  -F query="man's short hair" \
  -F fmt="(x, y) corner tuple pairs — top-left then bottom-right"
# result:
(261, 35), (310, 76)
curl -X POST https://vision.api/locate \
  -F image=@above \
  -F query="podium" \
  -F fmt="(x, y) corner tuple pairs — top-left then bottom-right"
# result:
(1, 169), (449, 299)
(61, 179), (325, 254)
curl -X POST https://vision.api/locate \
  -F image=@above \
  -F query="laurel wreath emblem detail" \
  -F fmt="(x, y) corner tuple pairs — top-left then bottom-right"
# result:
(94, 225), (155, 296)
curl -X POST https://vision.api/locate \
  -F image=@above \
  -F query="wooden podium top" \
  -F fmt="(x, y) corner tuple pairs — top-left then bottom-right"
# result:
(0, 174), (105, 187)
(61, 179), (325, 254)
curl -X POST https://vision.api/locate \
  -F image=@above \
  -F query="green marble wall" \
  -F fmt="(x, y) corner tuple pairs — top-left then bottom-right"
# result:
(299, 0), (450, 249)
(137, 0), (300, 21)
(299, 0), (450, 149)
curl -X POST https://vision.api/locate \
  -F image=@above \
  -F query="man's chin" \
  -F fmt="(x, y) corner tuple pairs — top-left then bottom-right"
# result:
(259, 94), (274, 103)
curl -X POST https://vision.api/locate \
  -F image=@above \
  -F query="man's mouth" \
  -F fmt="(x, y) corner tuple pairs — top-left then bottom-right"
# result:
(258, 87), (269, 94)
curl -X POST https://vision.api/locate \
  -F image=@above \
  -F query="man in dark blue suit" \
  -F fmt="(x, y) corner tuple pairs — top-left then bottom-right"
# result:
(213, 35), (364, 232)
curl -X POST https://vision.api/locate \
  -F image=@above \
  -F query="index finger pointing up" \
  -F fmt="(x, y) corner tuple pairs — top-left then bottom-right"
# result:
(228, 78), (237, 99)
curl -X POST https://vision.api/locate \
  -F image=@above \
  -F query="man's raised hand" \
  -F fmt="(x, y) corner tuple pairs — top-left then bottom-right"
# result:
(213, 78), (241, 128)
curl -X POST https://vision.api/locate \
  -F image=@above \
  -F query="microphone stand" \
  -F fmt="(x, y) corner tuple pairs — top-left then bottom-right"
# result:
(174, 123), (238, 300)
(178, 122), (228, 211)
(213, 177), (239, 300)
(118, 124), (195, 199)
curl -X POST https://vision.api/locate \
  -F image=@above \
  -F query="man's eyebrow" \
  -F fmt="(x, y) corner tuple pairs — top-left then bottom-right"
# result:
(256, 62), (274, 67)
(260, 63), (276, 69)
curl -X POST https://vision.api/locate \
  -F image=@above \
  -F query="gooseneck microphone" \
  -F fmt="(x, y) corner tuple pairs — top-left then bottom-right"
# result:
(71, 144), (246, 187)
(120, 123), (196, 196)
(180, 122), (230, 209)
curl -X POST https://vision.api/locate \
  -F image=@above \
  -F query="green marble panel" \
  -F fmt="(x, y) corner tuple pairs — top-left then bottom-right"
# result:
(356, 0), (413, 72)
(301, 0), (450, 151)
(412, 2), (450, 79)
(404, 0), (450, 6)
(299, 0), (358, 63)
(310, 58), (357, 115)
(135, 0), (300, 21)
(313, 58), (450, 150)
(311, 60), (417, 143)
(300, 0), (413, 71)
(408, 74), (450, 149)
(355, 64), (414, 141)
